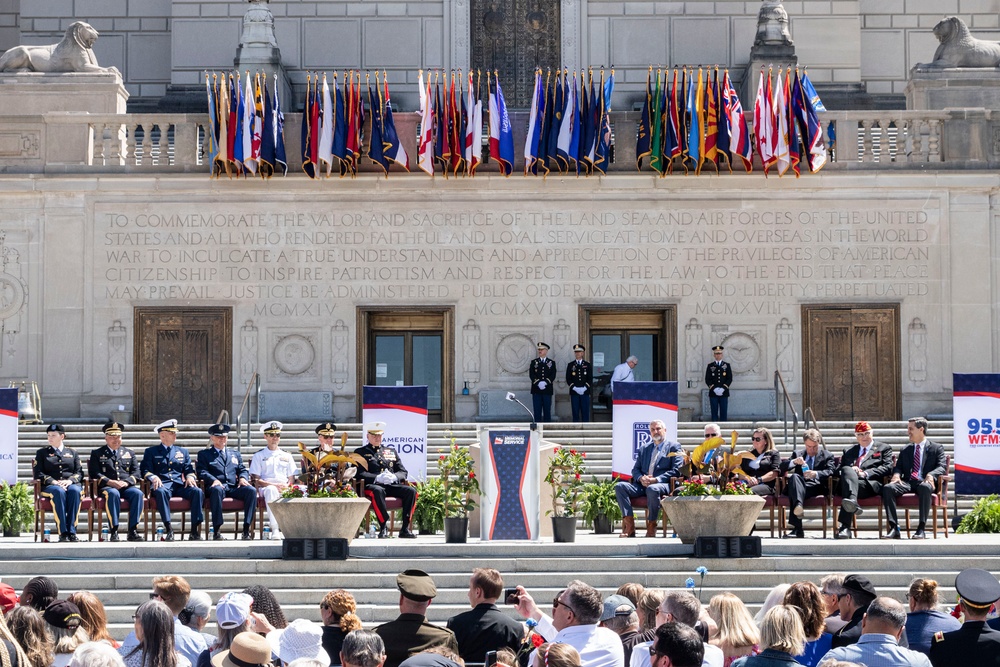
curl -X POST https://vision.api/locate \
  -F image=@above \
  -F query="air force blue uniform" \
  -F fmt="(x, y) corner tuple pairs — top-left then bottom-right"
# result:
(141, 443), (204, 526)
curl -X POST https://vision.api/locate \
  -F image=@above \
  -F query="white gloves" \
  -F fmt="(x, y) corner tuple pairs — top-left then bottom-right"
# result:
(573, 387), (586, 395)
(376, 471), (396, 484)
(713, 387), (725, 396)
(538, 381), (547, 391)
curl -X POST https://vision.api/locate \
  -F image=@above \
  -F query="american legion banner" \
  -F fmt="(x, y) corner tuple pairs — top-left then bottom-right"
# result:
(953, 373), (1000, 494)
(0, 388), (16, 483)
(611, 382), (679, 479)
(362, 385), (429, 481)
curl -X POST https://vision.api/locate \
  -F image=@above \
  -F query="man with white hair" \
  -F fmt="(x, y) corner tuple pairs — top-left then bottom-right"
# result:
(342, 630), (386, 667)
(611, 356), (639, 390)
(250, 421), (298, 540)
(615, 420), (683, 538)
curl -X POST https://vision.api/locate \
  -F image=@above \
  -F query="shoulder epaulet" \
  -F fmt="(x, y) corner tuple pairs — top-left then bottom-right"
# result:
(934, 631), (945, 642)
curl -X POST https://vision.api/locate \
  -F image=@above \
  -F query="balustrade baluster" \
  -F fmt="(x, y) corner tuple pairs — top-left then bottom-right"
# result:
(158, 122), (171, 164)
(141, 122), (153, 166)
(877, 118), (892, 162)
(928, 119), (942, 162)
(861, 119), (874, 162)
(126, 122), (138, 165)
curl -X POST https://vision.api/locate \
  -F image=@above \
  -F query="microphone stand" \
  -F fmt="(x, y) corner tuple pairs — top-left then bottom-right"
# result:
(506, 394), (538, 431)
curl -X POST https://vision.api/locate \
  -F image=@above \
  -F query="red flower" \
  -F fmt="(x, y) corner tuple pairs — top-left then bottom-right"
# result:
(575, 473), (581, 480)
(531, 633), (545, 648)
(553, 446), (560, 452)
(582, 452), (587, 458)
(570, 449), (577, 455)
(439, 455), (446, 461)
(469, 472), (476, 479)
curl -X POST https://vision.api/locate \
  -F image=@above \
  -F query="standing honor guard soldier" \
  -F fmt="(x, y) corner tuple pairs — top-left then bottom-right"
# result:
(355, 421), (417, 539)
(566, 344), (593, 422)
(250, 420), (297, 540)
(33, 424), (84, 542)
(705, 345), (733, 421)
(141, 419), (205, 541)
(89, 421), (144, 542)
(197, 423), (257, 540)
(929, 568), (1000, 667)
(529, 342), (556, 423)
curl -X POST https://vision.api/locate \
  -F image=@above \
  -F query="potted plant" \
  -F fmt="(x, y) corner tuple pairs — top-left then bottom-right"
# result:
(0, 481), (34, 537)
(439, 439), (480, 543)
(581, 478), (622, 534)
(413, 478), (446, 535)
(957, 494), (1000, 533)
(545, 446), (587, 542)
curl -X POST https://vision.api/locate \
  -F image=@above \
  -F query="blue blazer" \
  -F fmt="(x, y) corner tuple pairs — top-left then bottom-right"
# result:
(630, 441), (683, 485)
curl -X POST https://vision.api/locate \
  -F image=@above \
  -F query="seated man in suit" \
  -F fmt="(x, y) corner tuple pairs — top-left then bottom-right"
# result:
(835, 421), (893, 539)
(141, 419), (205, 541)
(196, 423), (257, 540)
(615, 420), (683, 538)
(882, 416), (947, 540)
(782, 427), (835, 538)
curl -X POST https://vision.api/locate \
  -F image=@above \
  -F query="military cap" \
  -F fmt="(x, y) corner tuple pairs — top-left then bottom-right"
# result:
(536, 342), (550, 351)
(955, 568), (1000, 609)
(573, 344), (586, 352)
(315, 422), (337, 436)
(366, 421), (386, 435)
(208, 423), (231, 436)
(102, 421), (124, 436)
(260, 421), (283, 435)
(854, 421), (873, 433)
(155, 419), (178, 433)
(842, 574), (877, 601)
(43, 599), (82, 630)
(712, 345), (725, 353)
(396, 569), (437, 601)
(46, 424), (65, 434)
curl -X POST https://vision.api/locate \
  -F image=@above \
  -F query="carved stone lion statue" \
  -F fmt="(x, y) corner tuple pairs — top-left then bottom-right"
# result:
(0, 21), (118, 73)
(917, 16), (1000, 68)
(754, 0), (794, 47)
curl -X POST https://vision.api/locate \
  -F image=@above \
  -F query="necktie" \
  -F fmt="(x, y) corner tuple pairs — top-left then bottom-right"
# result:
(648, 445), (662, 476)
(806, 456), (814, 469)
(911, 443), (921, 480)
(859, 447), (867, 462)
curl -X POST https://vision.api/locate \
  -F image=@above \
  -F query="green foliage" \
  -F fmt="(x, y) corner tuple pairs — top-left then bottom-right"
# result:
(439, 439), (480, 517)
(545, 447), (588, 517)
(581, 478), (623, 527)
(675, 480), (754, 497)
(280, 484), (357, 499)
(957, 494), (1000, 533)
(413, 478), (446, 533)
(0, 482), (34, 532)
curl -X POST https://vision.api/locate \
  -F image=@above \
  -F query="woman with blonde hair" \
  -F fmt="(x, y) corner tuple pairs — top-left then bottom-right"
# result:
(43, 600), (90, 667)
(320, 589), (363, 666)
(905, 578), (961, 654)
(6, 606), (54, 667)
(0, 607), (31, 667)
(68, 591), (119, 648)
(708, 593), (760, 666)
(782, 582), (829, 667)
(533, 643), (581, 667)
(616, 583), (645, 608)
(731, 605), (805, 667)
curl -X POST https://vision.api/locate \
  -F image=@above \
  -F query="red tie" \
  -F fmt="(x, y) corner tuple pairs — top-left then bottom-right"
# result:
(911, 443), (921, 481)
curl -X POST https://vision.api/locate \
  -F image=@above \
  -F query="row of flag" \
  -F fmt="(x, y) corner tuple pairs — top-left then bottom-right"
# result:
(205, 72), (288, 178)
(753, 66), (828, 176)
(415, 69), (487, 177)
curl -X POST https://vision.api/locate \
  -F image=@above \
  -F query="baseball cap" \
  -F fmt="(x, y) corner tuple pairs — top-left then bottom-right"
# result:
(216, 592), (253, 629)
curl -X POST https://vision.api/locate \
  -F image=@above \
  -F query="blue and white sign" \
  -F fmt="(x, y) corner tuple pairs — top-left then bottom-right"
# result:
(954, 373), (1000, 494)
(0, 388), (17, 483)
(362, 385), (429, 481)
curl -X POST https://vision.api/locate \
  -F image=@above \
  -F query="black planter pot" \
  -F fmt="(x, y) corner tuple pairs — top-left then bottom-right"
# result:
(418, 525), (437, 536)
(593, 514), (613, 535)
(552, 516), (577, 543)
(2, 528), (18, 538)
(444, 516), (469, 543)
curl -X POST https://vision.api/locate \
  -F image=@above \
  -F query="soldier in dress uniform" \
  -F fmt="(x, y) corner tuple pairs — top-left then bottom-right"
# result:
(355, 421), (416, 539)
(250, 420), (297, 540)
(566, 343), (593, 423)
(705, 345), (733, 421)
(88, 421), (144, 542)
(141, 419), (205, 541)
(375, 569), (459, 667)
(929, 568), (1000, 667)
(529, 342), (556, 423)
(32, 424), (83, 542)
(197, 423), (257, 540)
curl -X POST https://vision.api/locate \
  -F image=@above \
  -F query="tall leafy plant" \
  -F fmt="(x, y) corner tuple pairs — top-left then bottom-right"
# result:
(957, 494), (1000, 533)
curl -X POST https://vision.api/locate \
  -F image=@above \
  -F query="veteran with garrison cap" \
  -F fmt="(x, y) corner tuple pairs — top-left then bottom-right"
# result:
(929, 569), (1000, 667)
(141, 419), (205, 541)
(566, 343), (593, 423)
(88, 421), (144, 542)
(355, 422), (416, 539)
(33, 424), (84, 542)
(197, 423), (257, 540)
(375, 569), (459, 667)
(250, 421), (298, 539)
(529, 341), (557, 423)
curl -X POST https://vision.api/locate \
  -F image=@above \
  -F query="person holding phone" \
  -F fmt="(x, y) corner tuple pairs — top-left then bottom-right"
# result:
(446, 568), (524, 664)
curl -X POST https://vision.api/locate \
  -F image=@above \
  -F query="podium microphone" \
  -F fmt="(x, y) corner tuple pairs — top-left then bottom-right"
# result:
(506, 392), (537, 431)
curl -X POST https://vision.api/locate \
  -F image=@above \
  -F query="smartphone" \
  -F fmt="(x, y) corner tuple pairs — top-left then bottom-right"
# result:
(504, 587), (518, 604)
(486, 651), (498, 667)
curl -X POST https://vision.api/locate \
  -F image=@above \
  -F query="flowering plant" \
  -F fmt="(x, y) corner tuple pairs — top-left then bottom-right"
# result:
(695, 566), (709, 601)
(281, 436), (363, 499)
(676, 479), (754, 497)
(439, 437), (480, 517)
(545, 446), (588, 517)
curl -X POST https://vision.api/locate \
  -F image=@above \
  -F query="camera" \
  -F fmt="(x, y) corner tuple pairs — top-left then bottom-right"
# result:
(504, 587), (519, 604)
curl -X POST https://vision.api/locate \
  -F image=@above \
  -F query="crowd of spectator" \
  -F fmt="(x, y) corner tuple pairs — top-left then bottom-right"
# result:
(0, 566), (997, 667)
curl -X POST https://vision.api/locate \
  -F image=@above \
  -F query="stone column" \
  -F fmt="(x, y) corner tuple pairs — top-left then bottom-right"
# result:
(742, 1), (797, 105)
(234, 0), (293, 111)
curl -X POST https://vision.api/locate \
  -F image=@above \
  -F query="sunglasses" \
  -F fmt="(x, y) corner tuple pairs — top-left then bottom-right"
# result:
(752, 436), (764, 442)
(149, 593), (161, 600)
(552, 598), (575, 614)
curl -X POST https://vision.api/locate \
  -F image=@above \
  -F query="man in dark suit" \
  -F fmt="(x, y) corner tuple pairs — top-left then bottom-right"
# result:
(881, 416), (947, 539)
(704, 345), (733, 421)
(929, 568), (1000, 667)
(446, 568), (523, 664)
(566, 343), (593, 423)
(356, 421), (416, 539)
(141, 419), (205, 541)
(835, 421), (894, 539)
(615, 420), (683, 538)
(196, 423), (257, 540)
(88, 421), (144, 542)
(33, 424), (84, 542)
(529, 342), (557, 422)
(376, 569), (458, 667)
(781, 428), (835, 538)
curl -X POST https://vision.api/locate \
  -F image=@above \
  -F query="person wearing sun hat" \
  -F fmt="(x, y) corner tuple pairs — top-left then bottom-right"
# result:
(212, 631), (274, 667)
(0, 583), (18, 614)
(250, 421), (298, 540)
(928, 568), (1000, 667)
(269, 618), (331, 666)
(141, 419), (205, 541)
(834, 421), (894, 540)
(33, 423), (84, 543)
(89, 420), (145, 542)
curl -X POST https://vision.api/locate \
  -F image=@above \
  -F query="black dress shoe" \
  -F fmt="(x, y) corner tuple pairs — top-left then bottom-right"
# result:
(109, 527), (120, 542)
(884, 526), (901, 540)
(912, 529), (926, 539)
(58, 533), (69, 542)
(242, 528), (253, 540)
(377, 524), (388, 539)
(783, 529), (805, 539)
(398, 528), (417, 539)
(127, 528), (142, 542)
(835, 527), (852, 540)
(188, 530), (201, 541)
(213, 529), (225, 541)
(164, 528), (175, 541)
(67, 533), (79, 542)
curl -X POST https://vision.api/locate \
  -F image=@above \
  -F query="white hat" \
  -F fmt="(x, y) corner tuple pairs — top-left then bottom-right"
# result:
(155, 419), (178, 434)
(216, 592), (253, 629)
(365, 421), (386, 435)
(267, 619), (330, 667)
(260, 421), (283, 435)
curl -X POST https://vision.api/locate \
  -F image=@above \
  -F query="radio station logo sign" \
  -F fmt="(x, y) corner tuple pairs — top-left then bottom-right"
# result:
(632, 422), (652, 458)
(493, 433), (527, 446)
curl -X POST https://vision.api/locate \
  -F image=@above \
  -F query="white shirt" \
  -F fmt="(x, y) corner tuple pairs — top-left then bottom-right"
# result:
(532, 615), (624, 667)
(249, 447), (298, 482)
(610, 363), (635, 389)
(630, 639), (723, 667)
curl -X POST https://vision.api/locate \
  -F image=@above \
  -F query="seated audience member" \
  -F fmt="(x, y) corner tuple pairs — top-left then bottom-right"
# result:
(928, 567), (1000, 667)
(707, 593), (759, 666)
(817, 576), (847, 635)
(68, 591), (118, 648)
(243, 585), (288, 630)
(0, 583), (19, 615)
(210, 632), (272, 667)
(446, 568), (523, 664)
(44, 600), (89, 667)
(533, 644), (581, 667)
(375, 570), (458, 667)
(753, 586), (790, 626)
(69, 642), (126, 667)
(904, 578), (960, 654)
(818, 597), (930, 667)
(494, 648), (517, 667)
(599, 595), (640, 663)
(0, 610), (29, 667)
(739, 429), (782, 497)
(269, 619), (331, 667)
(320, 589), (363, 666)
(614, 420), (683, 538)
(20, 576), (58, 612)
(782, 583), (830, 667)
(152, 576), (209, 664)
(816, 662), (863, 667)
(180, 592), (217, 651)
(631, 591), (724, 667)
(730, 606), (805, 667)
(830, 576), (878, 649)
(781, 429), (834, 539)
(341, 630), (387, 667)
(616, 584), (645, 608)
(6, 605), (54, 667)
(649, 623), (704, 667)
(208, 593), (255, 658)
(398, 646), (465, 667)
(120, 600), (192, 667)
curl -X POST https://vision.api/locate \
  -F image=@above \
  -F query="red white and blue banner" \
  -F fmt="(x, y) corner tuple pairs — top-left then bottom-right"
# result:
(479, 427), (539, 540)
(362, 385), (428, 481)
(611, 382), (678, 479)
(0, 388), (17, 483)
(953, 373), (1000, 494)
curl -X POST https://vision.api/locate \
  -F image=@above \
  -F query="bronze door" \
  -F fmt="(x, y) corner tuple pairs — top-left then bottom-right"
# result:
(802, 305), (900, 421)
(135, 308), (232, 423)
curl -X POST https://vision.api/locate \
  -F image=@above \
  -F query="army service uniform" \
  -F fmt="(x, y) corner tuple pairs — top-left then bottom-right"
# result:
(566, 344), (593, 423)
(705, 345), (733, 421)
(88, 421), (144, 540)
(529, 342), (557, 423)
(33, 424), (84, 541)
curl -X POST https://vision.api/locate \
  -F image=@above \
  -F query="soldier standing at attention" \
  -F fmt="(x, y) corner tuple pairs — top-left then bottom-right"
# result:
(33, 424), (83, 542)
(705, 345), (733, 421)
(566, 344), (593, 423)
(530, 342), (556, 422)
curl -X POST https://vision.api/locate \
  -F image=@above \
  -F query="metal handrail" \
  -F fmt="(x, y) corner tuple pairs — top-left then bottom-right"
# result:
(234, 372), (260, 453)
(803, 406), (819, 433)
(215, 409), (230, 424)
(773, 370), (799, 449)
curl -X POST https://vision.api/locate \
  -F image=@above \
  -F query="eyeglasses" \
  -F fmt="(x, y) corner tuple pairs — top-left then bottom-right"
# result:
(705, 433), (719, 438)
(821, 590), (835, 596)
(131, 614), (137, 620)
(552, 598), (575, 614)
(649, 650), (664, 659)
(149, 593), (161, 600)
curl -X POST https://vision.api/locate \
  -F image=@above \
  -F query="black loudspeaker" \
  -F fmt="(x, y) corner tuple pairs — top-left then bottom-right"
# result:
(283, 538), (307, 559)
(282, 538), (349, 560)
(694, 536), (724, 558)
(736, 536), (762, 557)
(694, 536), (761, 558)
(317, 538), (349, 560)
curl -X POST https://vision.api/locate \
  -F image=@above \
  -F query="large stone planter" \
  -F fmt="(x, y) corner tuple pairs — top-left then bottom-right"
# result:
(662, 496), (766, 545)
(267, 497), (370, 544)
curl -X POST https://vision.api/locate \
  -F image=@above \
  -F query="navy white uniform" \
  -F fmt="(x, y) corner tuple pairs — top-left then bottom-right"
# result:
(33, 424), (83, 541)
(529, 343), (557, 423)
(566, 344), (592, 423)
(197, 424), (256, 538)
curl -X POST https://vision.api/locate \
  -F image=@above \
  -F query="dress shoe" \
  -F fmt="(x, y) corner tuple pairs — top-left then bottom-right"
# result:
(784, 529), (805, 539)
(841, 498), (858, 514)
(67, 533), (79, 542)
(792, 504), (804, 518)
(127, 528), (142, 542)
(377, 523), (388, 539)
(109, 527), (120, 542)
(242, 527), (253, 540)
(645, 520), (658, 538)
(398, 528), (417, 539)
(835, 527), (852, 540)
(620, 515), (636, 538)
(884, 526), (901, 540)
(189, 523), (201, 541)
(164, 528), (175, 542)
(213, 529), (225, 541)
(58, 533), (69, 542)
(912, 529), (926, 540)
